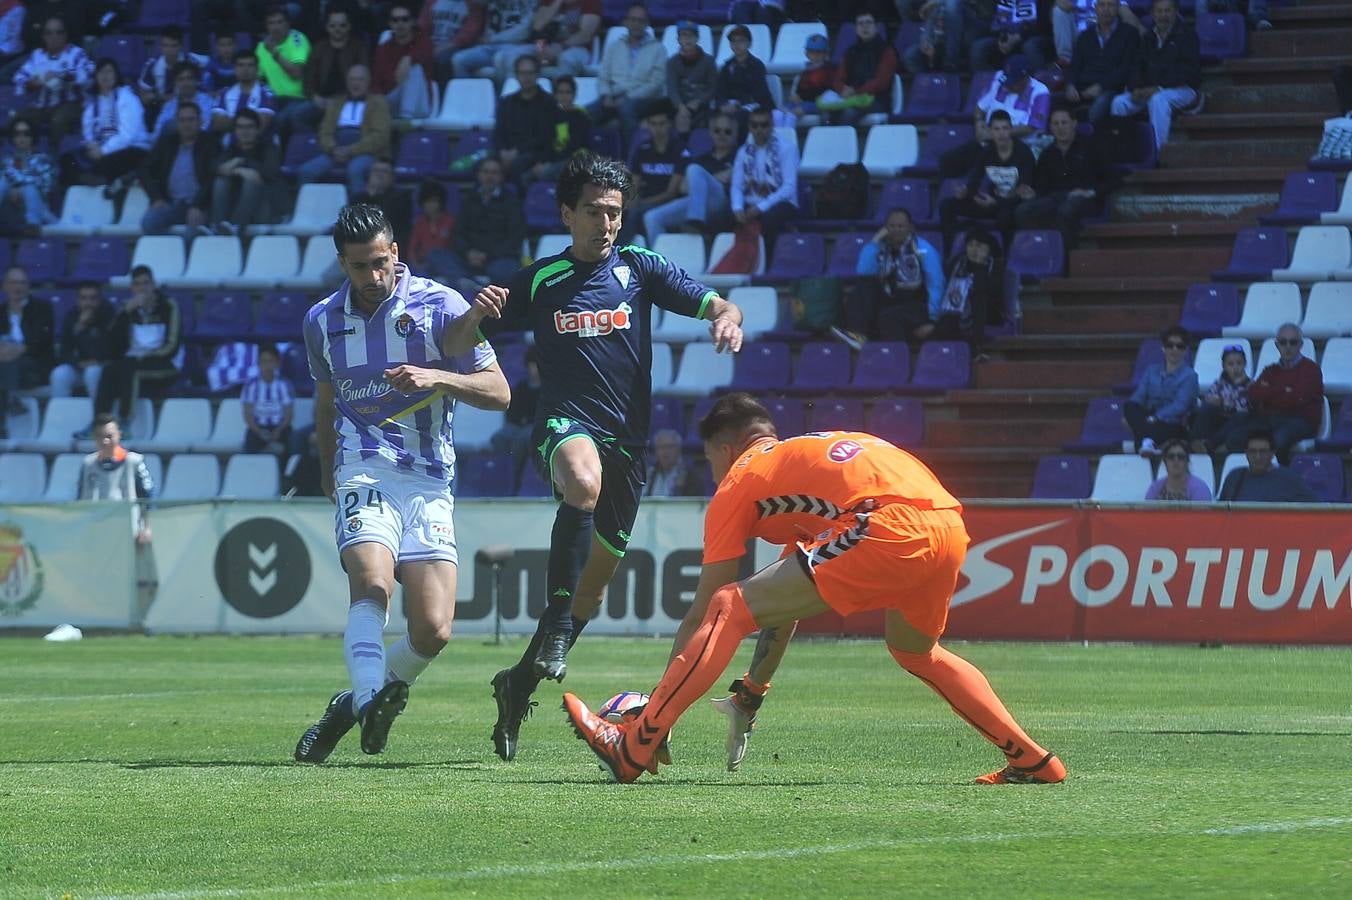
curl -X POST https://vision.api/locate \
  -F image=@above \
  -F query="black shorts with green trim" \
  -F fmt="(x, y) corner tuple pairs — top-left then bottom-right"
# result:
(531, 416), (647, 558)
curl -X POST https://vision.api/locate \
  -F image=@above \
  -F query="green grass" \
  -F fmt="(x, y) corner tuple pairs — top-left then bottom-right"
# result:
(2, 636), (1350, 898)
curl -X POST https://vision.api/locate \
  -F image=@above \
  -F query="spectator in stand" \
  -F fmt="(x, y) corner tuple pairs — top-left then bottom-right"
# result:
(406, 179), (455, 271)
(297, 63), (390, 195)
(922, 0), (996, 74)
(351, 156), (414, 242)
(279, 6), (371, 136)
(628, 98), (689, 240)
(646, 428), (702, 496)
(715, 24), (774, 120)
(1014, 103), (1115, 248)
(1190, 341), (1250, 455)
(491, 344), (540, 463)
(940, 55), (1050, 178)
(64, 58), (150, 188)
(1244, 323), (1324, 463)
(1123, 325), (1198, 457)
(452, 0), (538, 79)
(731, 106), (798, 252)
(50, 281), (114, 399)
(152, 61), (214, 139)
(495, 0), (601, 83)
(591, 3), (665, 145)
(0, 0), (25, 77)
(541, 74), (590, 177)
(1208, 0), (1272, 33)
(1065, 0), (1139, 124)
(211, 49), (277, 133)
(932, 227), (1004, 350)
(972, 1), (1054, 73)
(494, 53), (559, 184)
(643, 110), (738, 240)
(1145, 438), (1212, 501)
(140, 102), (217, 235)
(828, 11), (899, 125)
(88, 265), (180, 431)
(205, 31), (238, 91)
(1052, 0), (1094, 66)
(136, 26), (207, 128)
(1217, 429), (1316, 502)
(667, 19), (717, 135)
(940, 109), (1035, 246)
(13, 15), (93, 145)
(1109, 0), (1200, 151)
(422, 0), (479, 83)
(211, 107), (281, 234)
(787, 33), (834, 116)
(22, 2), (106, 52)
(730, 0), (785, 29)
(840, 207), (944, 346)
(372, 4), (434, 121)
(902, 0), (946, 76)
(0, 265), (54, 424)
(428, 155), (524, 293)
(255, 5), (311, 111)
(241, 341), (295, 456)
(0, 116), (59, 231)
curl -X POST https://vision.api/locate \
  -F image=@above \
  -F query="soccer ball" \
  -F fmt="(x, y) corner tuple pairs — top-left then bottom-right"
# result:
(599, 690), (650, 723)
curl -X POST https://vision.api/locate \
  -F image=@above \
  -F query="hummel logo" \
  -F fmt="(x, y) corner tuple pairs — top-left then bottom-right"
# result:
(328, 327), (356, 337)
(553, 588), (571, 598)
(616, 529), (630, 543)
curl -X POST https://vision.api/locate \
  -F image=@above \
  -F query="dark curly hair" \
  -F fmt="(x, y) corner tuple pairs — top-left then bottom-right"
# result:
(556, 152), (635, 213)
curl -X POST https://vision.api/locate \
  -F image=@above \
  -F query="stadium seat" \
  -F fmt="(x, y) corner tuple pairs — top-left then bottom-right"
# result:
(235, 235), (301, 289)
(517, 460), (554, 497)
(868, 397), (924, 447)
(798, 125), (859, 179)
(254, 291), (309, 342)
(0, 395), (39, 449)
(169, 235), (243, 288)
(809, 396), (865, 432)
(279, 131), (322, 179)
(1272, 226), (1350, 282)
(651, 233), (706, 280)
(1320, 338), (1352, 394)
(190, 292), (252, 342)
(273, 183), (349, 237)
(1090, 454), (1153, 501)
(44, 185), (115, 237)
(450, 403), (505, 452)
(1115, 339), (1166, 395)
(714, 23), (771, 66)
(0, 452), (45, 502)
(100, 185), (150, 237)
(278, 236), (342, 290)
(875, 179), (932, 225)
(17, 238), (65, 283)
(957, 71), (998, 119)
(767, 22), (827, 74)
(1195, 12), (1247, 61)
(96, 34), (147, 80)
(1194, 337), (1254, 387)
(141, 398), (214, 453)
(1288, 453), (1344, 502)
(109, 235), (185, 287)
(649, 340), (674, 389)
(825, 232), (872, 277)
(1254, 335), (1316, 373)
(1218, 451), (1248, 488)
(897, 73), (961, 124)
(67, 236), (131, 284)
(860, 125), (919, 178)
(571, 76), (599, 108)
(1030, 455), (1091, 499)
(1064, 396), (1131, 452)
(650, 394), (684, 439)
(22, 396), (91, 454)
(454, 452), (517, 498)
(1262, 172), (1339, 226)
(731, 342), (791, 391)
(135, 0), (190, 28)
(220, 454), (280, 499)
(1316, 398), (1352, 449)
(844, 341), (910, 393)
(292, 397), (315, 432)
(652, 307), (710, 343)
(448, 130), (493, 180)
(535, 233), (571, 259)
(660, 23), (714, 57)
(525, 181), (564, 232)
(194, 398), (245, 453)
(907, 123), (973, 178)
(500, 75), (552, 96)
(1222, 282), (1302, 340)
(419, 78), (495, 130)
(762, 396), (807, 437)
(1320, 175), (1352, 226)
(704, 231), (764, 289)
(664, 342), (734, 396)
(763, 233), (825, 282)
(1006, 230), (1065, 281)
(789, 342), (852, 394)
(42, 452), (85, 502)
(1179, 283), (1240, 337)
(727, 285), (779, 339)
(1214, 227), (1289, 282)
(159, 454), (221, 501)
(1300, 282), (1352, 339)
(393, 130), (450, 179)
(904, 340), (970, 391)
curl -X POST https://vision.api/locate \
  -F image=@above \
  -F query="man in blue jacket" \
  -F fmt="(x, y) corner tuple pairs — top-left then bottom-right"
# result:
(837, 207), (944, 346)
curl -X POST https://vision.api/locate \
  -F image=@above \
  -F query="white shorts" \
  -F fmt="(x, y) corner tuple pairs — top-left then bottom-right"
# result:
(334, 465), (458, 565)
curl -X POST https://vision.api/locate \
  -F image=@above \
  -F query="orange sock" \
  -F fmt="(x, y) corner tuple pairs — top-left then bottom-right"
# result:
(627, 584), (757, 764)
(890, 644), (1049, 765)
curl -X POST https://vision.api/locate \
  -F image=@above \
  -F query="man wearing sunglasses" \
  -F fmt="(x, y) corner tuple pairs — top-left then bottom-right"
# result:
(1124, 324), (1198, 456)
(1245, 323), (1324, 464)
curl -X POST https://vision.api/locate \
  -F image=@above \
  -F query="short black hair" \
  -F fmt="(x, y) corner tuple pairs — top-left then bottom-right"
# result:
(170, 59), (201, 81)
(1160, 324), (1190, 345)
(885, 207), (913, 225)
(131, 264), (154, 280)
(234, 107), (261, 127)
(727, 24), (751, 43)
(1159, 437), (1189, 458)
(514, 53), (540, 73)
(265, 4), (290, 22)
(988, 109), (1013, 125)
(92, 57), (122, 89)
(1246, 427), (1275, 449)
(556, 152), (634, 212)
(333, 202), (395, 253)
(234, 48), (256, 63)
(554, 74), (577, 92)
(642, 97), (676, 121)
(76, 280), (100, 294)
(257, 341), (280, 360)
(159, 25), (184, 42)
(418, 178), (446, 206)
(92, 413), (119, 431)
(1049, 100), (1077, 120)
(698, 392), (777, 444)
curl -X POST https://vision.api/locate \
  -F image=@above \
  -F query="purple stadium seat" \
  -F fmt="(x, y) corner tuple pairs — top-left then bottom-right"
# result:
(762, 396), (807, 437)
(281, 132), (321, 177)
(827, 232), (872, 277)
(193, 292), (252, 342)
(958, 71), (998, 120)
(905, 123), (973, 178)
(685, 127), (713, 158)
(525, 181), (564, 231)
(16, 238), (64, 282)
(647, 0), (688, 24)
(650, 395), (684, 440)
(1289, 453), (1345, 503)
(1179, 283), (1240, 337)
(893, 20), (922, 54)
(875, 178), (932, 225)
(764, 233), (825, 281)
(492, 340), (528, 385)
(280, 344), (312, 396)
(832, 24), (858, 64)
(1114, 338), (1166, 394)
(1315, 402), (1352, 452)
(1116, 121), (1158, 172)
(135, 0), (191, 29)
(517, 461), (555, 497)
(164, 290), (195, 339)
(254, 292), (309, 341)
(455, 452), (517, 498)
(97, 36), (147, 81)
(732, 342), (792, 391)
(588, 128), (622, 160)
(682, 396), (717, 449)
(0, 84), (21, 120)
(394, 131), (450, 179)
(43, 288), (76, 327)
(68, 237), (130, 283)
(1006, 230), (1065, 282)
(897, 74), (961, 124)
(1214, 227), (1290, 281)
(1064, 397), (1131, 452)
(810, 397), (866, 432)
(1261, 172), (1339, 226)
(903, 340), (971, 391)
(868, 398), (924, 447)
(844, 341), (911, 393)
(1196, 13), (1247, 62)
(789, 342), (852, 394)
(1031, 455), (1091, 499)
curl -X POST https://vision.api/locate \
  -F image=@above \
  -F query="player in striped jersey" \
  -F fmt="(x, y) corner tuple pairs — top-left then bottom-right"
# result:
(293, 203), (511, 762)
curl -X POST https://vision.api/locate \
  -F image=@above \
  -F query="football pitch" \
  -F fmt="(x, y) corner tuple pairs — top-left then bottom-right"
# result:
(3, 635), (1350, 898)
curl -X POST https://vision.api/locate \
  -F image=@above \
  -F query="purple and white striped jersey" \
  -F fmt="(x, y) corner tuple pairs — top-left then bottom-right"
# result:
(303, 263), (497, 481)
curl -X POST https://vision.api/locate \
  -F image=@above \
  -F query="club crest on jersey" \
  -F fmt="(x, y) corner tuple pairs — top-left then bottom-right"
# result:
(828, 439), (864, 463)
(394, 313), (416, 337)
(554, 302), (632, 338)
(613, 264), (631, 289)
(346, 516), (362, 533)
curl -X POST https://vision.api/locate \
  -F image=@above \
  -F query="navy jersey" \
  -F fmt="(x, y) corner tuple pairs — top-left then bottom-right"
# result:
(490, 244), (714, 446)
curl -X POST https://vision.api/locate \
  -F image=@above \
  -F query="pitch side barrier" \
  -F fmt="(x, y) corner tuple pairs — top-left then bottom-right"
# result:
(0, 500), (1348, 643)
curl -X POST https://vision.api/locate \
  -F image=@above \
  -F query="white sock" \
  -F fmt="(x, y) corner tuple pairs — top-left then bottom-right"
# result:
(385, 634), (436, 685)
(344, 600), (388, 716)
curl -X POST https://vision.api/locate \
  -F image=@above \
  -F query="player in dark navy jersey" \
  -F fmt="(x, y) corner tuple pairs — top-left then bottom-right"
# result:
(445, 153), (744, 761)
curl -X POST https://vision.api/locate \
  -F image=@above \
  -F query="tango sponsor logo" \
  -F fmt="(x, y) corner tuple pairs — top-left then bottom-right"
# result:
(554, 302), (632, 338)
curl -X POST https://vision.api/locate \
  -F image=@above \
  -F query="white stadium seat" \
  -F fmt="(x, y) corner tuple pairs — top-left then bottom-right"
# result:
(767, 22), (828, 75)
(1218, 452), (1248, 488)
(195, 398), (245, 452)
(1322, 176), (1352, 226)
(236, 235), (301, 289)
(292, 397), (315, 431)
(142, 452), (163, 493)
(764, 73), (783, 109)
(572, 76), (599, 108)
(140, 398), (214, 453)
(1254, 336), (1316, 374)
(862, 124), (919, 177)
(650, 340), (674, 389)
(702, 231), (764, 291)
(272, 183), (349, 237)
(1090, 454), (1154, 502)
(43, 185), (115, 237)
(159, 453), (221, 500)
(501, 76), (552, 96)
(451, 403), (506, 452)
(109, 236), (185, 287)
(0, 452), (46, 502)
(1272, 225), (1351, 282)
(43, 452), (85, 502)
(1320, 337), (1352, 394)
(651, 234), (707, 279)
(652, 307), (711, 343)
(728, 286), (779, 339)
(662, 342), (734, 397)
(418, 78), (495, 131)
(220, 454), (280, 499)
(1194, 337), (1253, 388)
(0, 396), (40, 449)
(714, 23), (771, 66)
(21, 396), (91, 454)
(278, 236), (342, 290)
(1222, 282), (1302, 340)
(168, 235), (243, 288)
(100, 185), (150, 237)
(799, 125), (859, 178)
(535, 233), (571, 259)
(661, 24), (714, 57)
(1300, 282), (1352, 339)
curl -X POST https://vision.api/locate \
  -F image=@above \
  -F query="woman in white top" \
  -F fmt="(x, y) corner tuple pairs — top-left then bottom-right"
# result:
(65, 57), (151, 186)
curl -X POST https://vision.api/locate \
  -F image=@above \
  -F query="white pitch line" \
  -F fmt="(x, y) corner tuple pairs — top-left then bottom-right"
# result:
(91, 817), (1352, 900)
(0, 687), (310, 703)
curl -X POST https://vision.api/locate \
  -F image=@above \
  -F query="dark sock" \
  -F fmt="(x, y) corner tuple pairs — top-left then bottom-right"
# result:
(542, 502), (593, 635)
(511, 613), (594, 690)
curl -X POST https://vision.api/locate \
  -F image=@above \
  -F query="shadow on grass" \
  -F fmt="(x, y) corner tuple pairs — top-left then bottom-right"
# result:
(1107, 729), (1352, 737)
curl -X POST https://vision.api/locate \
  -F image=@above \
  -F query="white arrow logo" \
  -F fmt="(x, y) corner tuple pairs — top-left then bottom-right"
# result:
(247, 542), (278, 595)
(249, 569), (278, 595)
(249, 543), (277, 568)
